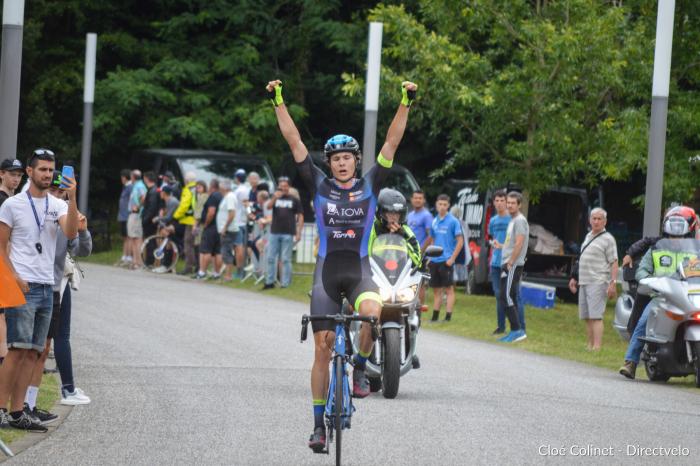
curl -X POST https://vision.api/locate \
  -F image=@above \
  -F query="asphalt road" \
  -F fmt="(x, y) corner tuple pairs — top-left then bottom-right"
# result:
(8, 263), (700, 465)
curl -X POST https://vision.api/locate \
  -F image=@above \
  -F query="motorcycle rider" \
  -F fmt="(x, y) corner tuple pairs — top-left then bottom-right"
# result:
(368, 189), (423, 368)
(619, 206), (699, 379)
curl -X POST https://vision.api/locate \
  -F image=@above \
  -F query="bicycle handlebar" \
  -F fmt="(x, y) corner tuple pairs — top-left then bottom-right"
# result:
(300, 314), (378, 342)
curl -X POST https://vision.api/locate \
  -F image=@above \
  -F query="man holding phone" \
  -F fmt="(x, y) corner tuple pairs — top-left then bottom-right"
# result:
(0, 149), (79, 432)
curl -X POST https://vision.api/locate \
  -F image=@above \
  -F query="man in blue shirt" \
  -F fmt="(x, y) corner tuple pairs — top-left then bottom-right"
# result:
(489, 190), (526, 334)
(117, 169), (133, 266)
(424, 194), (464, 322)
(407, 189), (433, 305)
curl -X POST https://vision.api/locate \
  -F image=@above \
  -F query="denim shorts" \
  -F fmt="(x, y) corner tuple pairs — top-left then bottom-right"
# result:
(4, 283), (53, 352)
(233, 225), (247, 246)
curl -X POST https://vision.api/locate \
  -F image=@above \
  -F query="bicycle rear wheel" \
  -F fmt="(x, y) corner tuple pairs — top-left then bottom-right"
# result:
(335, 357), (344, 465)
(141, 235), (179, 273)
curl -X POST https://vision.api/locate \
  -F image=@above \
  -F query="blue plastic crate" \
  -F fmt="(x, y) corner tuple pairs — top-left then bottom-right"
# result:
(520, 281), (555, 309)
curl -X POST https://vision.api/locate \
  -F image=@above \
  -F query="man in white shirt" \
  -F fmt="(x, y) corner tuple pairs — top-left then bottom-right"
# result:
(233, 169), (251, 279)
(0, 149), (79, 432)
(216, 180), (238, 281)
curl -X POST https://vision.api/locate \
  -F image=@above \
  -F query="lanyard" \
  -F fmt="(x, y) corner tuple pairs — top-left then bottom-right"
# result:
(26, 191), (49, 237)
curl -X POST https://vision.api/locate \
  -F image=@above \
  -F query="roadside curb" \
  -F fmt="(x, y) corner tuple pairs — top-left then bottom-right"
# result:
(0, 395), (74, 462)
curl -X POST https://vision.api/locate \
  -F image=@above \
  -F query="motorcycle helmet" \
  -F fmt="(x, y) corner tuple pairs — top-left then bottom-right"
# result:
(663, 205), (698, 238)
(376, 188), (407, 229)
(323, 134), (361, 164)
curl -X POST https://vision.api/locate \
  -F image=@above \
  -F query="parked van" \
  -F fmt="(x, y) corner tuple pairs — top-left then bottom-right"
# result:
(130, 148), (276, 190)
(447, 179), (591, 294)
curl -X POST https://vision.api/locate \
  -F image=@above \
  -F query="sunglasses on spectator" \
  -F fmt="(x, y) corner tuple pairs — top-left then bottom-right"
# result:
(277, 176), (290, 183)
(28, 148), (56, 165)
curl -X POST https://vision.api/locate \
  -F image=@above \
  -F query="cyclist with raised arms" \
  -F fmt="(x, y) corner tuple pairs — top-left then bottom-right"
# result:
(266, 78), (417, 452)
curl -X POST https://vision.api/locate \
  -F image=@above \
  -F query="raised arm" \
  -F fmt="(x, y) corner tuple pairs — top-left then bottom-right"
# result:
(266, 80), (308, 163)
(378, 81), (418, 162)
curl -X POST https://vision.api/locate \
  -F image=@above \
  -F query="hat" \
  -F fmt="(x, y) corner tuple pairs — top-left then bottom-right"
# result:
(234, 168), (246, 181)
(160, 184), (173, 195)
(163, 170), (175, 180)
(0, 158), (23, 172)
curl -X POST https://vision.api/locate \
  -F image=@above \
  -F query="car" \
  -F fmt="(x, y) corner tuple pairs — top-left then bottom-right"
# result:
(130, 148), (276, 191)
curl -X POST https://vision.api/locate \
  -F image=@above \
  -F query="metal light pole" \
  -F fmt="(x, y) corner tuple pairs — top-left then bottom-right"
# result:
(643, 0), (675, 236)
(0, 0), (25, 159)
(79, 33), (97, 215)
(362, 22), (383, 174)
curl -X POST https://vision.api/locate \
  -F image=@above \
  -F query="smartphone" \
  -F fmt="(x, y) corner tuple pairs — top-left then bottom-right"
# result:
(60, 165), (74, 189)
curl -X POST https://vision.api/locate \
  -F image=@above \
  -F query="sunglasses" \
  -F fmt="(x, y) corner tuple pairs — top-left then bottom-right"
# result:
(277, 176), (290, 183)
(28, 148), (56, 166)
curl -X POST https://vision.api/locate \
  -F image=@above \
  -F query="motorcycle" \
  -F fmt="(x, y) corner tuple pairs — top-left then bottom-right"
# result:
(349, 232), (441, 399)
(612, 238), (700, 387)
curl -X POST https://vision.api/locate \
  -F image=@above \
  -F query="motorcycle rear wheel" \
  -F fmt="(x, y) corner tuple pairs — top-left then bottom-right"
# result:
(693, 342), (700, 389)
(644, 359), (670, 382)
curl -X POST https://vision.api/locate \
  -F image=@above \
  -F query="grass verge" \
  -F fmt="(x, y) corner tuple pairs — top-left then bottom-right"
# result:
(84, 248), (698, 388)
(0, 373), (60, 445)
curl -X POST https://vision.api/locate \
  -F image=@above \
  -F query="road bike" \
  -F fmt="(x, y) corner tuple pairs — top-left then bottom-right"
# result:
(300, 313), (378, 465)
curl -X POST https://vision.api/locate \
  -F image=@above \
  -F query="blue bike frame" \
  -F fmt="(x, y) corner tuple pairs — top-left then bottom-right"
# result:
(326, 322), (353, 430)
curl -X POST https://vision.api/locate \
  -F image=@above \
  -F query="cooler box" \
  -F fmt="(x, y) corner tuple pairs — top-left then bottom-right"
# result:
(520, 281), (555, 309)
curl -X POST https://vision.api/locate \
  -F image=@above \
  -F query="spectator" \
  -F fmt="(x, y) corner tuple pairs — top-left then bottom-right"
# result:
(173, 171), (198, 275)
(233, 169), (251, 279)
(0, 158), (23, 207)
(216, 180), (238, 281)
(424, 194), (464, 322)
(488, 189), (511, 335)
(0, 159), (23, 362)
(26, 174), (92, 422)
(568, 208), (618, 351)
(127, 170), (147, 269)
(191, 180), (209, 273)
(498, 191), (529, 343)
(262, 177), (303, 289)
(247, 171), (261, 203)
(253, 189), (272, 276)
(0, 148), (79, 432)
(407, 189), (433, 305)
(156, 184), (180, 225)
(117, 169), (133, 266)
(161, 170), (181, 199)
(141, 171), (160, 239)
(196, 179), (222, 279)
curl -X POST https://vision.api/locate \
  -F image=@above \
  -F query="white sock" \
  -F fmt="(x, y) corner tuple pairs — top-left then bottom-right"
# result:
(125, 256), (133, 262)
(25, 385), (39, 410)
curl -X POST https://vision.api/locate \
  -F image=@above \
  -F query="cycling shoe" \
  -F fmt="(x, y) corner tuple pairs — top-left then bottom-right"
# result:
(308, 426), (326, 453)
(353, 369), (370, 398)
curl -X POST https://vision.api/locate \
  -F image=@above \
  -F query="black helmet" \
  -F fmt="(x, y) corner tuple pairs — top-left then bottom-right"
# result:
(324, 134), (361, 161)
(376, 188), (407, 229)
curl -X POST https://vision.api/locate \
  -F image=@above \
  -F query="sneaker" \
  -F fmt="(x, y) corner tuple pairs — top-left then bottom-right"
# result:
(195, 271), (207, 280)
(261, 283), (275, 290)
(619, 360), (637, 379)
(0, 409), (10, 429)
(31, 407), (58, 425)
(498, 331), (515, 342)
(23, 404), (41, 424)
(60, 387), (91, 405)
(9, 412), (47, 433)
(412, 355), (421, 369)
(511, 329), (527, 342)
(492, 328), (505, 336)
(308, 426), (326, 453)
(208, 273), (221, 280)
(352, 368), (370, 398)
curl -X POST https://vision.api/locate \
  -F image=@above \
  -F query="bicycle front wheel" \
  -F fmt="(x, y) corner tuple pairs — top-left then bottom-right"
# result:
(335, 357), (344, 466)
(141, 235), (179, 273)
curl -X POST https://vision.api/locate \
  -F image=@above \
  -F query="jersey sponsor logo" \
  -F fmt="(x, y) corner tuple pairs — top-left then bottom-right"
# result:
(332, 229), (356, 239)
(327, 202), (339, 216)
(326, 202), (365, 217)
(349, 189), (364, 202)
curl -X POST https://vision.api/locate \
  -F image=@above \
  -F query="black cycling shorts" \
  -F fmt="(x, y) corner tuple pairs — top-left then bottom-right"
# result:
(429, 261), (453, 288)
(310, 251), (380, 333)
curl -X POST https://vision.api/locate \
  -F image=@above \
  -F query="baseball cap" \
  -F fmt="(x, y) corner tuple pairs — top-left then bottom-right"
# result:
(160, 184), (173, 195)
(234, 168), (246, 181)
(0, 158), (23, 172)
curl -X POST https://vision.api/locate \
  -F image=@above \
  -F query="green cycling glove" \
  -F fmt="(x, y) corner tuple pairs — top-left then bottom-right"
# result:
(269, 85), (284, 107)
(401, 82), (417, 107)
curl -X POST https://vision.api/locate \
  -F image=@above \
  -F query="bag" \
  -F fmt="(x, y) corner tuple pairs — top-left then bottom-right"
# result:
(64, 253), (84, 291)
(570, 231), (607, 281)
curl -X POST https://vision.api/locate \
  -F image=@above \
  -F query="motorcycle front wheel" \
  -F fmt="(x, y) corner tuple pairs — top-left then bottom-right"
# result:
(644, 359), (670, 382)
(693, 342), (700, 388)
(382, 328), (401, 399)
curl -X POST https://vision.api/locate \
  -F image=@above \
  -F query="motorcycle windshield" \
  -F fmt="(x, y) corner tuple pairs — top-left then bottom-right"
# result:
(371, 233), (409, 285)
(654, 238), (700, 278)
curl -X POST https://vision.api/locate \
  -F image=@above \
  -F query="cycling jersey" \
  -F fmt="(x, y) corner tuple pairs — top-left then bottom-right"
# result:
(296, 154), (392, 331)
